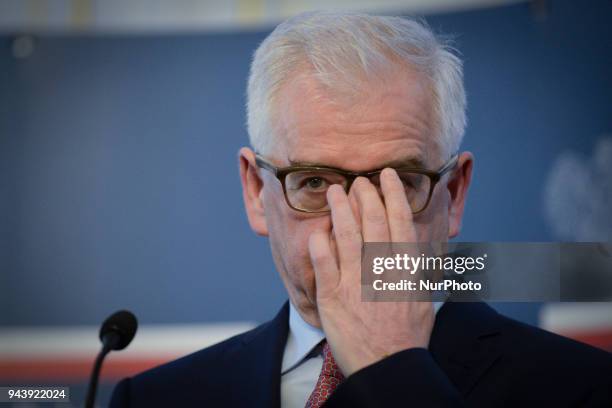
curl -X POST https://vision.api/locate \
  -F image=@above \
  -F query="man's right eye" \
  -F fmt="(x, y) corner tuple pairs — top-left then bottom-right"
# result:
(302, 177), (328, 191)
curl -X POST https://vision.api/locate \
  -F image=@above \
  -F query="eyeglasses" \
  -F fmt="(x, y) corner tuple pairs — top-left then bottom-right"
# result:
(255, 153), (458, 214)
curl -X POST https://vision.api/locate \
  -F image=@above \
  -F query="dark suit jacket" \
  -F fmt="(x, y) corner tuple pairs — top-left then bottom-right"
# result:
(110, 301), (612, 407)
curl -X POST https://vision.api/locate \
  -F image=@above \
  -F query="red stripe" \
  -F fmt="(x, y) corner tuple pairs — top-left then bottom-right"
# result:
(559, 328), (612, 352)
(0, 358), (176, 382)
(2, 328), (611, 382)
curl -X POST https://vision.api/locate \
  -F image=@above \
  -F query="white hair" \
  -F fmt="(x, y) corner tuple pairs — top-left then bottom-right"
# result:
(246, 11), (467, 159)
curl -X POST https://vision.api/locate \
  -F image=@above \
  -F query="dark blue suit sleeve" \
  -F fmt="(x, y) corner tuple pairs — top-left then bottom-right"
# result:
(580, 377), (612, 407)
(325, 348), (465, 407)
(109, 378), (131, 408)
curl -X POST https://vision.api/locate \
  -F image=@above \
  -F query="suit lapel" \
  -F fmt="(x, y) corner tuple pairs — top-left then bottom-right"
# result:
(223, 302), (289, 408)
(429, 301), (504, 397)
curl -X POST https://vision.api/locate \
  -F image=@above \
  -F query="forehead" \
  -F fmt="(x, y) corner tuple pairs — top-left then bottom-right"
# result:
(270, 65), (438, 171)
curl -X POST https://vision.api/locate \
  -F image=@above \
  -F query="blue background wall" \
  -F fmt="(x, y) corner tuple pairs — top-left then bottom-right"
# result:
(2, 0), (611, 329)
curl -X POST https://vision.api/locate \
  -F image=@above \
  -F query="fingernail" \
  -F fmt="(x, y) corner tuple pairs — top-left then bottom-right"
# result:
(354, 176), (369, 186)
(381, 168), (396, 181)
(326, 184), (345, 202)
(328, 184), (343, 195)
(310, 230), (324, 241)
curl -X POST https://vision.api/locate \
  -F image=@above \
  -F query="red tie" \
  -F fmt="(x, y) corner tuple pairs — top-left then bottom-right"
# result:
(305, 341), (345, 408)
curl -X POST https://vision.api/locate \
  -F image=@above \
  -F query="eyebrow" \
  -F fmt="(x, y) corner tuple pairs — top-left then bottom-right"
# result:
(287, 156), (426, 172)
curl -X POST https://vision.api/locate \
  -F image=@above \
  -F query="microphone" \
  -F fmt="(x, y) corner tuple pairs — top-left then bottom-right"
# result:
(85, 310), (138, 408)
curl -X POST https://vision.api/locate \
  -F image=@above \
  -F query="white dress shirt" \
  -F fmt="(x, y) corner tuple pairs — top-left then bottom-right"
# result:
(280, 301), (444, 408)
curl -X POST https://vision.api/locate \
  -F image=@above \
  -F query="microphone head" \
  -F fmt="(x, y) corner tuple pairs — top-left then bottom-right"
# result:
(99, 310), (138, 351)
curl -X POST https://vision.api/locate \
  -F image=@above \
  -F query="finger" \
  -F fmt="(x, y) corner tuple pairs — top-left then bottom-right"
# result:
(327, 184), (362, 271)
(380, 168), (417, 242)
(352, 177), (390, 242)
(347, 184), (361, 223)
(308, 230), (340, 299)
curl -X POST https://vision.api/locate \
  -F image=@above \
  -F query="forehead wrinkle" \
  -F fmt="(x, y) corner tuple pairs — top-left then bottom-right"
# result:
(286, 114), (430, 147)
(282, 95), (434, 158)
(328, 124), (430, 152)
(281, 117), (432, 171)
(272, 64), (437, 168)
(278, 76), (431, 137)
(288, 138), (428, 172)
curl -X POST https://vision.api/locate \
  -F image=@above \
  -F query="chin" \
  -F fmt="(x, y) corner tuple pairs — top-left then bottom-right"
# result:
(289, 284), (321, 324)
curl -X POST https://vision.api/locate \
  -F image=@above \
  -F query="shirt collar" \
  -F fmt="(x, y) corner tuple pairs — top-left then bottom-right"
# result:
(281, 302), (325, 374)
(281, 300), (445, 374)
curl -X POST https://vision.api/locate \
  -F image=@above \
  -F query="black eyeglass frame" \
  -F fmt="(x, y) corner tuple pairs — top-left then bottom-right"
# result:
(255, 153), (459, 214)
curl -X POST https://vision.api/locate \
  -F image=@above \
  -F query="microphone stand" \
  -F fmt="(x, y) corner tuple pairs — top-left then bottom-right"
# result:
(85, 332), (120, 408)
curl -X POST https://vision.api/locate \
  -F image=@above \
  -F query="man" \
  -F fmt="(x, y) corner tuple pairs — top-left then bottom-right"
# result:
(111, 11), (612, 407)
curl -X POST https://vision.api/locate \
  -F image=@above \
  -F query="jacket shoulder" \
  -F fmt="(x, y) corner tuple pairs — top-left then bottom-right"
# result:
(109, 321), (268, 407)
(499, 313), (612, 368)
(492, 311), (612, 401)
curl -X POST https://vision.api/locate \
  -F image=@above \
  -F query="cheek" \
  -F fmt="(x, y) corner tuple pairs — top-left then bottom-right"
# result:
(414, 185), (450, 241)
(264, 185), (310, 255)
(278, 215), (332, 272)
(262, 182), (332, 282)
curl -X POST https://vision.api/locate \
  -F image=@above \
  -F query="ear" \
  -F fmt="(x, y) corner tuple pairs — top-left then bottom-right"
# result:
(447, 152), (474, 238)
(239, 147), (269, 236)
